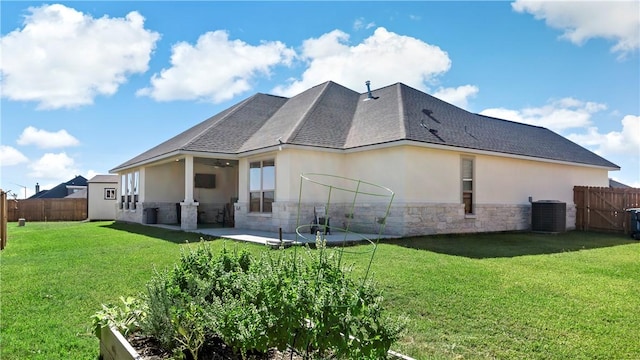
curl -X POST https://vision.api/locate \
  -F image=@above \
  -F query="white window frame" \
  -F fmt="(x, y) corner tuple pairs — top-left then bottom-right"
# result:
(461, 156), (474, 215)
(120, 175), (127, 209)
(120, 171), (140, 210)
(249, 159), (275, 213)
(104, 188), (116, 200)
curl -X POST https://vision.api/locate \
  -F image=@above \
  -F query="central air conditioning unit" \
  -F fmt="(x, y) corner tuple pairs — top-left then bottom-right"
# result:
(532, 200), (566, 233)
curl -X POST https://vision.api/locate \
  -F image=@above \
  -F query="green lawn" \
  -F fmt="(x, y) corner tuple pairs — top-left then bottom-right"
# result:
(1, 221), (639, 359)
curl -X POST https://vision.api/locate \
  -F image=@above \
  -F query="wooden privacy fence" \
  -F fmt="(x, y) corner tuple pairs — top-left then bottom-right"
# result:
(1, 190), (7, 250)
(7, 198), (87, 222)
(574, 186), (640, 233)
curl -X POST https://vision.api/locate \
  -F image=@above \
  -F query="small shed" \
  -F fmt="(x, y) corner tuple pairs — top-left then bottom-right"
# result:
(88, 175), (118, 221)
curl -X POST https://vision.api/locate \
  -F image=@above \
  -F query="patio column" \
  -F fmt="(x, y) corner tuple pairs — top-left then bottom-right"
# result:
(180, 155), (199, 230)
(138, 168), (146, 203)
(184, 155), (194, 202)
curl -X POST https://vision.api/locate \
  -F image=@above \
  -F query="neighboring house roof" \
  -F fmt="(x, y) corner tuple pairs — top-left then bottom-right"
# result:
(609, 178), (632, 188)
(88, 175), (118, 183)
(65, 188), (87, 198)
(29, 175), (88, 199)
(111, 81), (619, 172)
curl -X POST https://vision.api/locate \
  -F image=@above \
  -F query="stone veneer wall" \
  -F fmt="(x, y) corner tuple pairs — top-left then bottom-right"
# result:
(115, 202), (143, 224)
(394, 203), (531, 236)
(233, 201), (297, 233)
(135, 202), (234, 225)
(131, 202), (181, 224)
(206, 202), (576, 236)
(209, 201), (577, 236)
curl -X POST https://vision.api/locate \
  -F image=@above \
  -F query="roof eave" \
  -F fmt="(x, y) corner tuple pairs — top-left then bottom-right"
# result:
(343, 139), (620, 170)
(109, 150), (240, 173)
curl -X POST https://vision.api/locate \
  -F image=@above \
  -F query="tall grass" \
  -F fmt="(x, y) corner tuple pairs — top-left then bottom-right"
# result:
(1, 222), (638, 359)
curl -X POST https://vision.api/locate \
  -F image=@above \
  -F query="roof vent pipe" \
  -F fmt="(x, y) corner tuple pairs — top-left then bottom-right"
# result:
(364, 80), (378, 101)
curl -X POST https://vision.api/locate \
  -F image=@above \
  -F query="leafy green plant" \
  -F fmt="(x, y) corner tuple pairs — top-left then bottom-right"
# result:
(295, 239), (407, 359)
(173, 302), (206, 360)
(91, 296), (146, 339)
(139, 239), (405, 359)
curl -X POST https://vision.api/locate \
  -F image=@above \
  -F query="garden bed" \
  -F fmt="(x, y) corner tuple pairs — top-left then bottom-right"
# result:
(95, 241), (410, 360)
(100, 326), (415, 360)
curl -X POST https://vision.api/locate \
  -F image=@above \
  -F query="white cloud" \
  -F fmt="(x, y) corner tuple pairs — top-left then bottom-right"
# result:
(272, 27), (453, 97)
(512, 0), (640, 57)
(353, 18), (375, 30)
(480, 97), (606, 132)
(433, 85), (479, 109)
(0, 146), (28, 166)
(0, 4), (160, 109)
(85, 170), (100, 181)
(137, 30), (295, 103)
(567, 115), (640, 156)
(17, 126), (80, 149)
(28, 152), (79, 181)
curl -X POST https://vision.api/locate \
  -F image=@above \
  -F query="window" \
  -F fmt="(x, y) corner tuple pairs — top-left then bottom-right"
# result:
(461, 157), (474, 214)
(249, 160), (275, 213)
(133, 171), (139, 196)
(105, 188), (116, 200)
(120, 171), (139, 209)
(121, 174), (126, 208)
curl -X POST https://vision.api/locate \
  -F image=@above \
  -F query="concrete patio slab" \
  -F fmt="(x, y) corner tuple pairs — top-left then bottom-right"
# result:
(147, 224), (397, 247)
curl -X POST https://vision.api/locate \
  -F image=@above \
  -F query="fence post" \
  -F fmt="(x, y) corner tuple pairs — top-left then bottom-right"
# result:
(1, 189), (7, 250)
(584, 187), (590, 231)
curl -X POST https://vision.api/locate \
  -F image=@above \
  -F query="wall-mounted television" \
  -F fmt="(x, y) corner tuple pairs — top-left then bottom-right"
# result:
(195, 173), (216, 188)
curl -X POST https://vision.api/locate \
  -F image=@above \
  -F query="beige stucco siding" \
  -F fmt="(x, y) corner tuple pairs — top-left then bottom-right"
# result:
(280, 150), (349, 202)
(475, 154), (609, 205)
(252, 145), (610, 207)
(341, 146), (461, 203)
(144, 162), (185, 202)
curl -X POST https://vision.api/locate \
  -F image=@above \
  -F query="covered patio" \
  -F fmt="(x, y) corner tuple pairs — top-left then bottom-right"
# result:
(116, 155), (239, 231)
(145, 223), (398, 247)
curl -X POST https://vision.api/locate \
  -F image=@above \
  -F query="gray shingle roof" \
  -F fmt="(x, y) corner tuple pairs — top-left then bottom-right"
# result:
(29, 175), (88, 199)
(88, 175), (118, 183)
(111, 81), (619, 172)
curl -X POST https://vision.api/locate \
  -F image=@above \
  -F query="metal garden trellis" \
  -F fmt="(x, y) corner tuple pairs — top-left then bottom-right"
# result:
(294, 173), (395, 285)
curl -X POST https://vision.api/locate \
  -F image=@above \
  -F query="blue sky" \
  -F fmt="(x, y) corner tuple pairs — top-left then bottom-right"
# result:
(1, 1), (638, 198)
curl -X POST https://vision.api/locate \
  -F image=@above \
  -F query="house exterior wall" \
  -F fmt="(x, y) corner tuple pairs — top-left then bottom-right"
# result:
(145, 162), (185, 202)
(116, 162), (184, 224)
(476, 155), (608, 203)
(234, 145), (610, 236)
(88, 181), (117, 220)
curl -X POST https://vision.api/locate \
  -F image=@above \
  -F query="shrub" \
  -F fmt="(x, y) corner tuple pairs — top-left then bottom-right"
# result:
(133, 239), (405, 359)
(91, 296), (146, 339)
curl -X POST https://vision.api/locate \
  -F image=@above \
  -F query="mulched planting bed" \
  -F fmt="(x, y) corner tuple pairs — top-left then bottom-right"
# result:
(128, 333), (305, 360)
